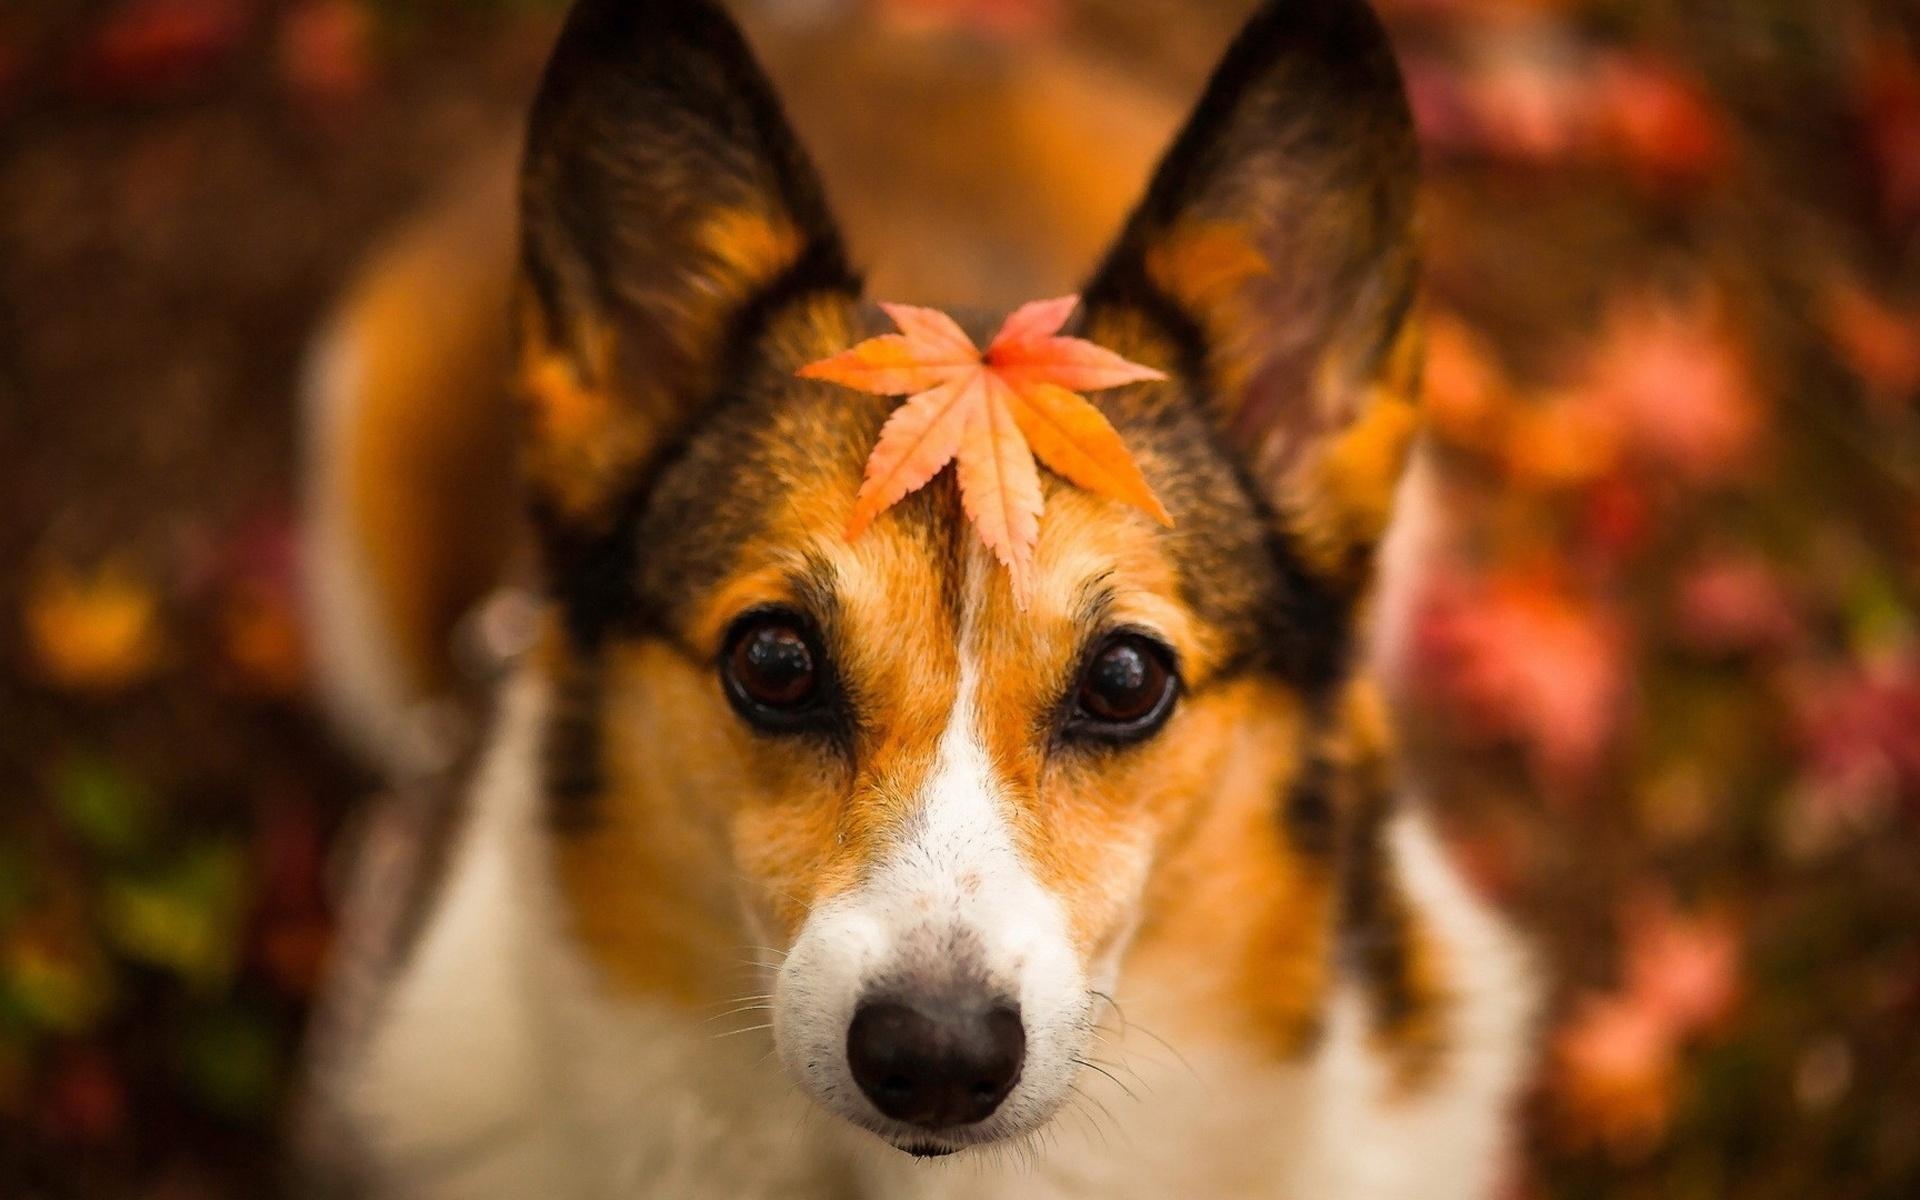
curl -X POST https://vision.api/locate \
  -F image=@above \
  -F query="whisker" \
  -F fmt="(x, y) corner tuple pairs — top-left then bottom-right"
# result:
(1088, 988), (1200, 1083)
(1018, 1127), (1043, 1173)
(1065, 1105), (1099, 1150)
(1073, 1056), (1141, 1104)
(736, 943), (792, 961)
(703, 1003), (777, 1025)
(732, 875), (816, 918)
(1083, 1049), (1155, 1097)
(788, 1089), (820, 1152)
(1066, 1081), (1123, 1149)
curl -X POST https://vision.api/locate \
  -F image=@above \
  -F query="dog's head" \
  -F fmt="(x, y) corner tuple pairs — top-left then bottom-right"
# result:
(515, 0), (1419, 1158)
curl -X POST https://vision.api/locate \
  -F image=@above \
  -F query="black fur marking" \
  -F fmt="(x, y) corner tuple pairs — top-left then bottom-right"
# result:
(533, 243), (860, 656)
(530, 491), (645, 654)
(722, 238), (863, 381)
(1102, 0), (1411, 249)
(1282, 739), (1339, 860)
(1255, 523), (1359, 700)
(545, 652), (609, 835)
(1080, 257), (1212, 393)
(1332, 733), (1420, 1038)
(1159, 412), (1361, 701)
(1277, 680), (1426, 1049)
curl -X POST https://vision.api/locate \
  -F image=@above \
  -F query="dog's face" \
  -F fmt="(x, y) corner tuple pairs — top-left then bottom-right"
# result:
(516, 0), (1418, 1158)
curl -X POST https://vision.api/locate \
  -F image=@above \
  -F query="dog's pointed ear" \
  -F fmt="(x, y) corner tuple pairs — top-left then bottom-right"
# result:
(1084, 0), (1421, 587)
(517, 0), (857, 520)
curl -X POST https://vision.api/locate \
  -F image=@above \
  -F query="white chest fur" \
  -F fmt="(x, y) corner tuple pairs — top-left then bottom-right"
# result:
(327, 673), (1534, 1200)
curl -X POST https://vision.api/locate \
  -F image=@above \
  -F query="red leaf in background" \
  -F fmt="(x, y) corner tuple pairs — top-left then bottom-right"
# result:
(188, 509), (308, 695)
(220, 578), (307, 696)
(1861, 42), (1920, 225)
(1792, 653), (1920, 829)
(1579, 472), (1654, 563)
(1552, 888), (1742, 1154)
(1551, 991), (1678, 1157)
(1401, 58), (1480, 157)
(252, 799), (331, 996)
(0, 1040), (25, 1121)
(1411, 567), (1628, 791)
(278, 0), (374, 113)
(1578, 293), (1763, 485)
(254, 798), (326, 914)
(1670, 551), (1800, 656)
(1407, 36), (1730, 188)
(1594, 54), (1731, 187)
(41, 1048), (125, 1143)
(259, 917), (331, 997)
(72, 0), (251, 99)
(1621, 891), (1744, 1037)
(1461, 47), (1587, 165)
(1820, 281), (1920, 410)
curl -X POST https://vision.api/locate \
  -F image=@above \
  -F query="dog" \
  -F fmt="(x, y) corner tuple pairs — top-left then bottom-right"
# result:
(295, 1), (1537, 1196)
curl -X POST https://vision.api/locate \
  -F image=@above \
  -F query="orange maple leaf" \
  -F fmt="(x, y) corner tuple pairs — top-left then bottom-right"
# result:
(799, 295), (1171, 606)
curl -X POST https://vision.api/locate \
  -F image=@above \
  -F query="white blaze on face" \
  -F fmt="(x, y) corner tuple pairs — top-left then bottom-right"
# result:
(772, 662), (1092, 1150)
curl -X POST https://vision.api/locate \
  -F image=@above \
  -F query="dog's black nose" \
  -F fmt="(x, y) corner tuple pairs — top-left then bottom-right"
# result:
(846, 995), (1025, 1130)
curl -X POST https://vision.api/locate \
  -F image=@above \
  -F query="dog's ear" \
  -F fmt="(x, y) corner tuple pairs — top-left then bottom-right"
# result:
(1084, 0), (1420, 588)
(517, 0), (856, 521)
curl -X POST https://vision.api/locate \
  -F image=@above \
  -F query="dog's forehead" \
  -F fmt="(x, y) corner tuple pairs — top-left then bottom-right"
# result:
(627, 297), (1288, 685)
(627, 316), (951, 637)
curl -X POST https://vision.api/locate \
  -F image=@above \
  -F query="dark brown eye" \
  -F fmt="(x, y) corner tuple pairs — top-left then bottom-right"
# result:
(1070, 632), (1178, 741)
(721, 612), (826, 730)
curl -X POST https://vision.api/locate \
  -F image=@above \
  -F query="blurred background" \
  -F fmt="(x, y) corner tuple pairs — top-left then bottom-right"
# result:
(2, 0), (1917, 1196)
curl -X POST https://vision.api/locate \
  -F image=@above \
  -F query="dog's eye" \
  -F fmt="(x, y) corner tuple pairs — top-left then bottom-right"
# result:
(721, 612), (825, 730)
(1068, 632), (1178, 742)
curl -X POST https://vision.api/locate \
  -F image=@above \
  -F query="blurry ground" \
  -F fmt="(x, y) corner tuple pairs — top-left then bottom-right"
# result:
(2, 1), (1918, 1198)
